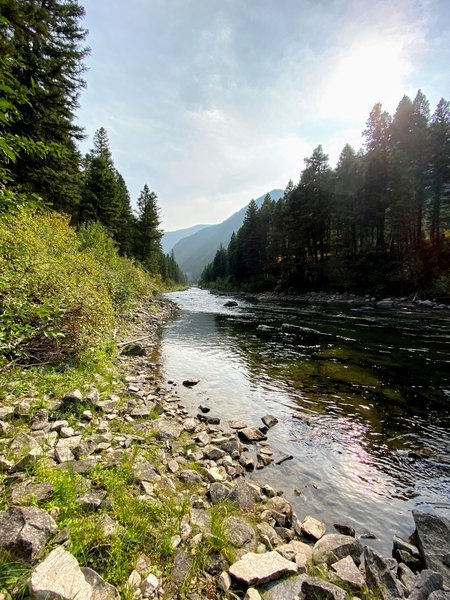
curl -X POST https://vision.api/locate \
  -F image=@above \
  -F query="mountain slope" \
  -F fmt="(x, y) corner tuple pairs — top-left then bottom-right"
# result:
(173, 189), (284, 282)
(161, 224), (211, 254)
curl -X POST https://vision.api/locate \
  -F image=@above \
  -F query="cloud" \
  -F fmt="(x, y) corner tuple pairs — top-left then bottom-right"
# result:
(78, 0), (449, 229)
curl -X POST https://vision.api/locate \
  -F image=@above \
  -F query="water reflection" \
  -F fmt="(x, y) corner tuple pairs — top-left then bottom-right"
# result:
(161, 288), (450, 553)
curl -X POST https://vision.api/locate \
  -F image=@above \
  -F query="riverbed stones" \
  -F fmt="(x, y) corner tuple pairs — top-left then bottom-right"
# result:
(412, 510), (450, 586)
(227, 479), (261, 509)
(313, 534), (363, 566)
(229, 550), (298, 586)
(408, 570), (444, 600)
(302, 575), (347, 600)
(364, 547), (405, 600)
(0, 506), (57, 562)
(224, 516), (256, 549)
(229, 420), (248, 430)
(300, 515), (326, 541)
(238, 427), (267, 442)
(330, 555), (366, 591)
(261, 415), (278, 429)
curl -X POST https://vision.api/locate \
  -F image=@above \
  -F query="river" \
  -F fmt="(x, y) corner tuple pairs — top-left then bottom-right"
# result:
(159, 287), (450, 554)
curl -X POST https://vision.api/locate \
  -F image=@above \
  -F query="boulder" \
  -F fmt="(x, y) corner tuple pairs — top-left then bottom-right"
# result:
(413, 510), (450, 587)
(300, 515), (326, 541)
(260, 573), (308, 599)
(29, 547), (92, 599)
(227, 479), (260, 509)
(364, 547), (405, 600)
(408, 570), (444, 600)
(313, 534), (362, 566)
(330, 555), (366, 591)
(301, 576), (347, 600)
(0, 506), (57, 562)
(223, 516), (256, 549)
(208, 482), (231, 504)
(229, 550), (298, 586)
(9, 482), (53, 506)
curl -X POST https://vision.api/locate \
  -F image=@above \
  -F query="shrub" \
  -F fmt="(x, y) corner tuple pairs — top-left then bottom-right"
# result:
(0, 209), (114, 366)
(77, 221), (157, 313)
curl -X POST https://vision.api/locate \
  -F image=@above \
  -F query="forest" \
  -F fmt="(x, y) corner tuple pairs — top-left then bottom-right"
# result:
(0, 0), (185, 286)
(201, 94), (450, 299)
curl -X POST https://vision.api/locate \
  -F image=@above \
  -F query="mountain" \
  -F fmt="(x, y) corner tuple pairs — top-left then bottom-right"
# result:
(161, 224), (211, 254)
(172, 189), (284, 282)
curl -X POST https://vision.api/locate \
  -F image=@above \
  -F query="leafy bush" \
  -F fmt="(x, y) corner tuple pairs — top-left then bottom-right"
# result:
(77, 221), (157, 313)
(0, 210), (115, 366)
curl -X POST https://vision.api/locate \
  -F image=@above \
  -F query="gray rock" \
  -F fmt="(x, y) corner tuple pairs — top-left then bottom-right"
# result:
(261, 415), (278, 429)
(0, 506), (57, 562)
(29, 546), (92, 599)
(260, 573), (308, 599)
(409, 570), (444, 600)
(171, 549), (193, 583)
(133, 461), (159, 483)
(238, 427), (267, 442)
(179, 469), (203, 484)
(229, 420), (248, 430)
(9, 482), (53, 506)
(413, 510), (450, 587)
(69, 458), (99, 474)
(229, 550), (298, 586)
(398, 563), (418, 594)
(274, 453), (293, 465)
(276, 540), (312, 569)
(62, 389), (83, 402)
(300, 515), (326, 541)
(0, 420), (12, 435)
(208, 482), (231, 504)
(153, 419), (183, 441)
(182, 378), (200, 387)
(121, 343), (146, 356)
(333, 523), (355, 537)
(227, 479), (260, 509)
(302, 576), (347, 600)
(330, 555), (366, 591)
(203, 445), (226, 460)
(77, 489), (107, 513)
(364, 547), (405, 600)
(245, 589), (262, 600)
(81, 567), (120, 599)
(223, 516), (256, 548)
(429, 592), (450, 600)
(257, 522), (284, 549)
(313, 534), (363, 566)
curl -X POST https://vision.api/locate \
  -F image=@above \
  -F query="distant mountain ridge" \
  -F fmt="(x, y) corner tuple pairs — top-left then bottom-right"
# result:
(161, 224), (211, 254)
(172, 189), (284, 282)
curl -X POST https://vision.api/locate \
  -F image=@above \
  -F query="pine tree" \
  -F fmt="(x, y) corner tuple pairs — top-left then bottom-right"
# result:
(136, 185), (162, 273)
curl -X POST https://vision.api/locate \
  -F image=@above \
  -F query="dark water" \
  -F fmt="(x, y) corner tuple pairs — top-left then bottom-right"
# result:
(160, 288), (450, 553)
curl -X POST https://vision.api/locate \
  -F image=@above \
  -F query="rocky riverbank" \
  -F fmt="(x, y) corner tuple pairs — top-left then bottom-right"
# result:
(1, 296), (449, 599)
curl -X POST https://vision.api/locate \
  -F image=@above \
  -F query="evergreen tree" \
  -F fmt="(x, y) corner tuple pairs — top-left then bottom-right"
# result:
(1, 0), (88, 213)
(136, 185), (162, 273)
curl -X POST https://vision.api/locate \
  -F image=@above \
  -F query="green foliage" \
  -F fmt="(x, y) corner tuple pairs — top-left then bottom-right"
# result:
(0, 209), (114, 367)
(77, 221), (157, 314)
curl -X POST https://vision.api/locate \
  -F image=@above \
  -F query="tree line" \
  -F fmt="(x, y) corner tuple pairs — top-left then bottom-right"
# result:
(201, 92), (450, 299)
(0, 0), (185, 286)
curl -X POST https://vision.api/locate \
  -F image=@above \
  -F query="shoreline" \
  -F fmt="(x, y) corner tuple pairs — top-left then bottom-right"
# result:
(0, 296), (449, 599)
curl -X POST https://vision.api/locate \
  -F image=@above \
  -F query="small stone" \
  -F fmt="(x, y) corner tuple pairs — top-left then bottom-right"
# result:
(217, 570), (232, 591)
(179, 469), (203, 484)
(167, 459), (179, 473)
(9, 482), (53, 506)
(77, 489), (106, 513)
(208, 482), (231, 504)
(302, 576), (347, 600)
(54, 446), (74, 464)
(182, 379), (200, 387)
(198, 404), (210, 413)
(172, 550), (193, 583)
(334, 523), (356, 537)
(0, 506), (58, 562)
(97, 514), (121, 537)
(229, 420), (248, 429)
(275, 453), (293, 465)
(261, 415), (278, 429)
(203, 445), (226, 460)
(206, 466), (227, 482)
(245, 589), (262, 600)
(62, 389), (83, 402)
(59, 426), (75, 438)
(127, 569), (142, 590)
(223, 516), (256, 548)
(227, 479), (260, 509)
(141, 573), (158, 595)
(313, 534), (363, 566)
(409, 569), (444, 600)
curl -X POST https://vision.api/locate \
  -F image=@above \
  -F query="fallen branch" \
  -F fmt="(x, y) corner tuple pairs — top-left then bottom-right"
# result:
(117, 334), (153, 347)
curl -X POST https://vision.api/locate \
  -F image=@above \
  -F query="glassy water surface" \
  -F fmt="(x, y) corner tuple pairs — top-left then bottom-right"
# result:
(160, 288), (450, 553)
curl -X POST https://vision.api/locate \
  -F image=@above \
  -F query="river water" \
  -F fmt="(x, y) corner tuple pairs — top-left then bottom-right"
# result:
(160, 288), (450, 553)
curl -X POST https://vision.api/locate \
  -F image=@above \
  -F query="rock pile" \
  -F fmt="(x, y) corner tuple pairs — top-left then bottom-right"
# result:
(0, 297), (449, 599)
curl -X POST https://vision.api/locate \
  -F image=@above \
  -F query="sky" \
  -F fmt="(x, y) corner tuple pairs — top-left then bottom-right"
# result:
(77, 0), (450, 231)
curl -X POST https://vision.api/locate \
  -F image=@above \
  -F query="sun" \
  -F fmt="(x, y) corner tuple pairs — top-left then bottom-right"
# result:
(324, 37), (412, 121)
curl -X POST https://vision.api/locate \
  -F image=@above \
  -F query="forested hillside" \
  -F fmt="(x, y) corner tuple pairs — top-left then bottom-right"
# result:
(201, 94), (450, 298)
